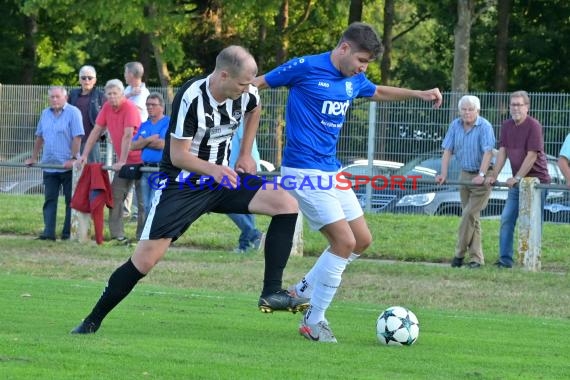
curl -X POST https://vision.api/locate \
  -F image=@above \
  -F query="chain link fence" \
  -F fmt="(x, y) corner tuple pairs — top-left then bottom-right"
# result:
(2, 84), (570, 223)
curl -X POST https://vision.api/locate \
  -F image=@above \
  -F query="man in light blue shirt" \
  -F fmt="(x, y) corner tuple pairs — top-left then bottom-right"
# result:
(436, 95), (495, 268)
(25, 86), (84, 240)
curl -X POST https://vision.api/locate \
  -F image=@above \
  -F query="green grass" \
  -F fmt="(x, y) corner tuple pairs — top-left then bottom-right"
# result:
(2, 194), (569, 272)
(0, 194), (569, 379)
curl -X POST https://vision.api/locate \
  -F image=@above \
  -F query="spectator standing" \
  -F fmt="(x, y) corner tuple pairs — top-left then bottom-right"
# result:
(123, 61), (150, 219)
(25, 86), (84, 240)
(435, 95), (495, 269)
(78, 79), (145, 243)
(69, 65), (105, 163)
(227, 121), (264, 253)
(130, 92), (169, 214)
(124, 61), (150, 123)
(486, 90), (550, 268)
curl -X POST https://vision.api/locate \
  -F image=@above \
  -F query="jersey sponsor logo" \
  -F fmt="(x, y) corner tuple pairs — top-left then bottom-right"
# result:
(345, 82), (353, 97)
(318, 81), (330, 88)
(321, 100), (350, 116)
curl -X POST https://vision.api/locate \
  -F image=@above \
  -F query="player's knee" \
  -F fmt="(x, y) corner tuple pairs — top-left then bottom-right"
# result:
(331, 236), (356, 255)
(355, 233), (373, 253)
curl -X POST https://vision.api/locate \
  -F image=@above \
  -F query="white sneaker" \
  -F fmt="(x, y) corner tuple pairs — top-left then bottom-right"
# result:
(299, 318), (337, 343)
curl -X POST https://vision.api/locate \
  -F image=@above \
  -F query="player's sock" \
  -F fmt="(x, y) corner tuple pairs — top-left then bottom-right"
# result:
(84, 258), (145, 325)
(261, 213), (298, 296)
(347, 252), (360, 264)
(305, 250), (348, 325)
(294, 250), (358, 298)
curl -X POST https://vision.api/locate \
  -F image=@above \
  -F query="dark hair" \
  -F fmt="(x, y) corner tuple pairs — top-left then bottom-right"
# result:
(339, 22), (384, 60)
(147, 91), (165, 106)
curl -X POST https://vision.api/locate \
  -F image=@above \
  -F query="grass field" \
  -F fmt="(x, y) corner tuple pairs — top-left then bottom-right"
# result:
(1, 195), (569, 379)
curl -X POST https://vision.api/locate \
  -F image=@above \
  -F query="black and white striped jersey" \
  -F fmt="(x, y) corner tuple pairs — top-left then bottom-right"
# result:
(161, 75), (260, 181)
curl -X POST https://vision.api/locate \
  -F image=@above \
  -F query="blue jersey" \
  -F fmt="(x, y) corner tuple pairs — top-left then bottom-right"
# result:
(264, 52), (376, 171)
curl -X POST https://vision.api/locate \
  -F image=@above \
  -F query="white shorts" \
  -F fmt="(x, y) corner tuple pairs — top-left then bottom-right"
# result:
(280, 166), (363, 230)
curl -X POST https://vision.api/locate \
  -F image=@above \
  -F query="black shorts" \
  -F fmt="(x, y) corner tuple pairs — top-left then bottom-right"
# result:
(141, 172), (263, 241)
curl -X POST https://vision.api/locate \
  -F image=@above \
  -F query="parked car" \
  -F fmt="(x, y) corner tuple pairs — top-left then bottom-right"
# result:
(342, 153), (566, 217)
(0, 151), (44, 194)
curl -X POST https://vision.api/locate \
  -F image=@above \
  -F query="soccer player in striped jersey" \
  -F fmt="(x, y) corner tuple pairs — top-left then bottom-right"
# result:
(72, 45), (307, 335)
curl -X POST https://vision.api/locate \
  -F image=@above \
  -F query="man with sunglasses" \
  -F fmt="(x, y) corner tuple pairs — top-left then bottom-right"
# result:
(69, 65), (105, 163)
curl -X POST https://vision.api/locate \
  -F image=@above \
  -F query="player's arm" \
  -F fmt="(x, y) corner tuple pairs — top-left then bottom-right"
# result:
(370, 85), (443, 108)
(170, 137), (238, 187)
(236, 105), (261, 174)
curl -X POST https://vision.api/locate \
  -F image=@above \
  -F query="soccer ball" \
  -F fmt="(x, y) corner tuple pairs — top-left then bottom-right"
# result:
(376, 306), (420, 346)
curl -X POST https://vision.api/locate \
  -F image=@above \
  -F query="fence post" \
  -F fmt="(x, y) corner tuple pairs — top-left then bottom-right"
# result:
(517, 177), (541, 271)
(290, 212), (304, 256)
(70, 164), (91, 242)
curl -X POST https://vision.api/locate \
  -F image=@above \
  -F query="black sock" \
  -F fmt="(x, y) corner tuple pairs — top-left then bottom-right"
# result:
(261, 213), (298, 296)
(84, 258), (145, 326)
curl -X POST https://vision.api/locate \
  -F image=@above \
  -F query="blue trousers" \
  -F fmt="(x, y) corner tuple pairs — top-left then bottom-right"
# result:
(499, 186), (546, 266)
(227, 213), (261, 250)
(42, 171), (72, 239)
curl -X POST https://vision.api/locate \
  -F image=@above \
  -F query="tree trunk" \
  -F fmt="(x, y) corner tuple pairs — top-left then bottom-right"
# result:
(139, 32), (153, 83)
(451, 0), (472, 93)
(381, 0), (394, 86)
(20, 15), (37, 84)
(377, 0), (395, 159)
(275, 0), (289, 65)
(348, 0), (363, 24)
(495, 0), (511, 92)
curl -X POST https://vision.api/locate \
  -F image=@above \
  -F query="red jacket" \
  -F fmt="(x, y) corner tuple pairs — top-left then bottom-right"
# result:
(71, 163), (113, 244)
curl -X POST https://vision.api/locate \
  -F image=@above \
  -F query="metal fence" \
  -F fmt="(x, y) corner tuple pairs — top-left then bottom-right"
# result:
(2, 84), (570, 222)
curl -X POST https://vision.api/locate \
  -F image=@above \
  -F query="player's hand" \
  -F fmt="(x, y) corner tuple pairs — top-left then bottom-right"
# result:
(421, 88), (443, 108)
(234, 155), (257, 175)
(24, 158), (36, 167)
(213, 165), (238, 188)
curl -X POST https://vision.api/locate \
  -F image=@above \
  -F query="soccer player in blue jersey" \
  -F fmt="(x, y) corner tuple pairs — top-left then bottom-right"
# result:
(254, 22), (443, 342)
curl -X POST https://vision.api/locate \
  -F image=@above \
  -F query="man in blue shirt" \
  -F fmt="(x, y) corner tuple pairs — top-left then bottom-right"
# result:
(255, 22), (442, 342)
(435, 95), (496, 269)
(131, 92), (170, 214)
(25, 86), (84, 240)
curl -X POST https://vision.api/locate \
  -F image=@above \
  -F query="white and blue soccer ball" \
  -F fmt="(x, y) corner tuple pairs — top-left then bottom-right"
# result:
(376, 306), (420, 346)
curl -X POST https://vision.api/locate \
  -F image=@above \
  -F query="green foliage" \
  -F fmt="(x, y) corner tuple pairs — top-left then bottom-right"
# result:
(2, 1), (570, 92)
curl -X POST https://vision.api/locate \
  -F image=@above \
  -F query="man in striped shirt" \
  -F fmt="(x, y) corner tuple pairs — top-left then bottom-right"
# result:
(72, 45), (307, 335)
(25, 86), (84, 241)
(436, 95), (496, 269)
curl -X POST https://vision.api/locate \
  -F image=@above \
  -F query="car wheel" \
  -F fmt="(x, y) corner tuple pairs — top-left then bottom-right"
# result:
(436, 204), (462, 216)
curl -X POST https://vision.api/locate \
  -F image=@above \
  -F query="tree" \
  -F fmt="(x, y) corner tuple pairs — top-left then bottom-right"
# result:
(451, 0), (473, 93)
(348, 0), (363, 24)
(494, 0), (511, 92)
